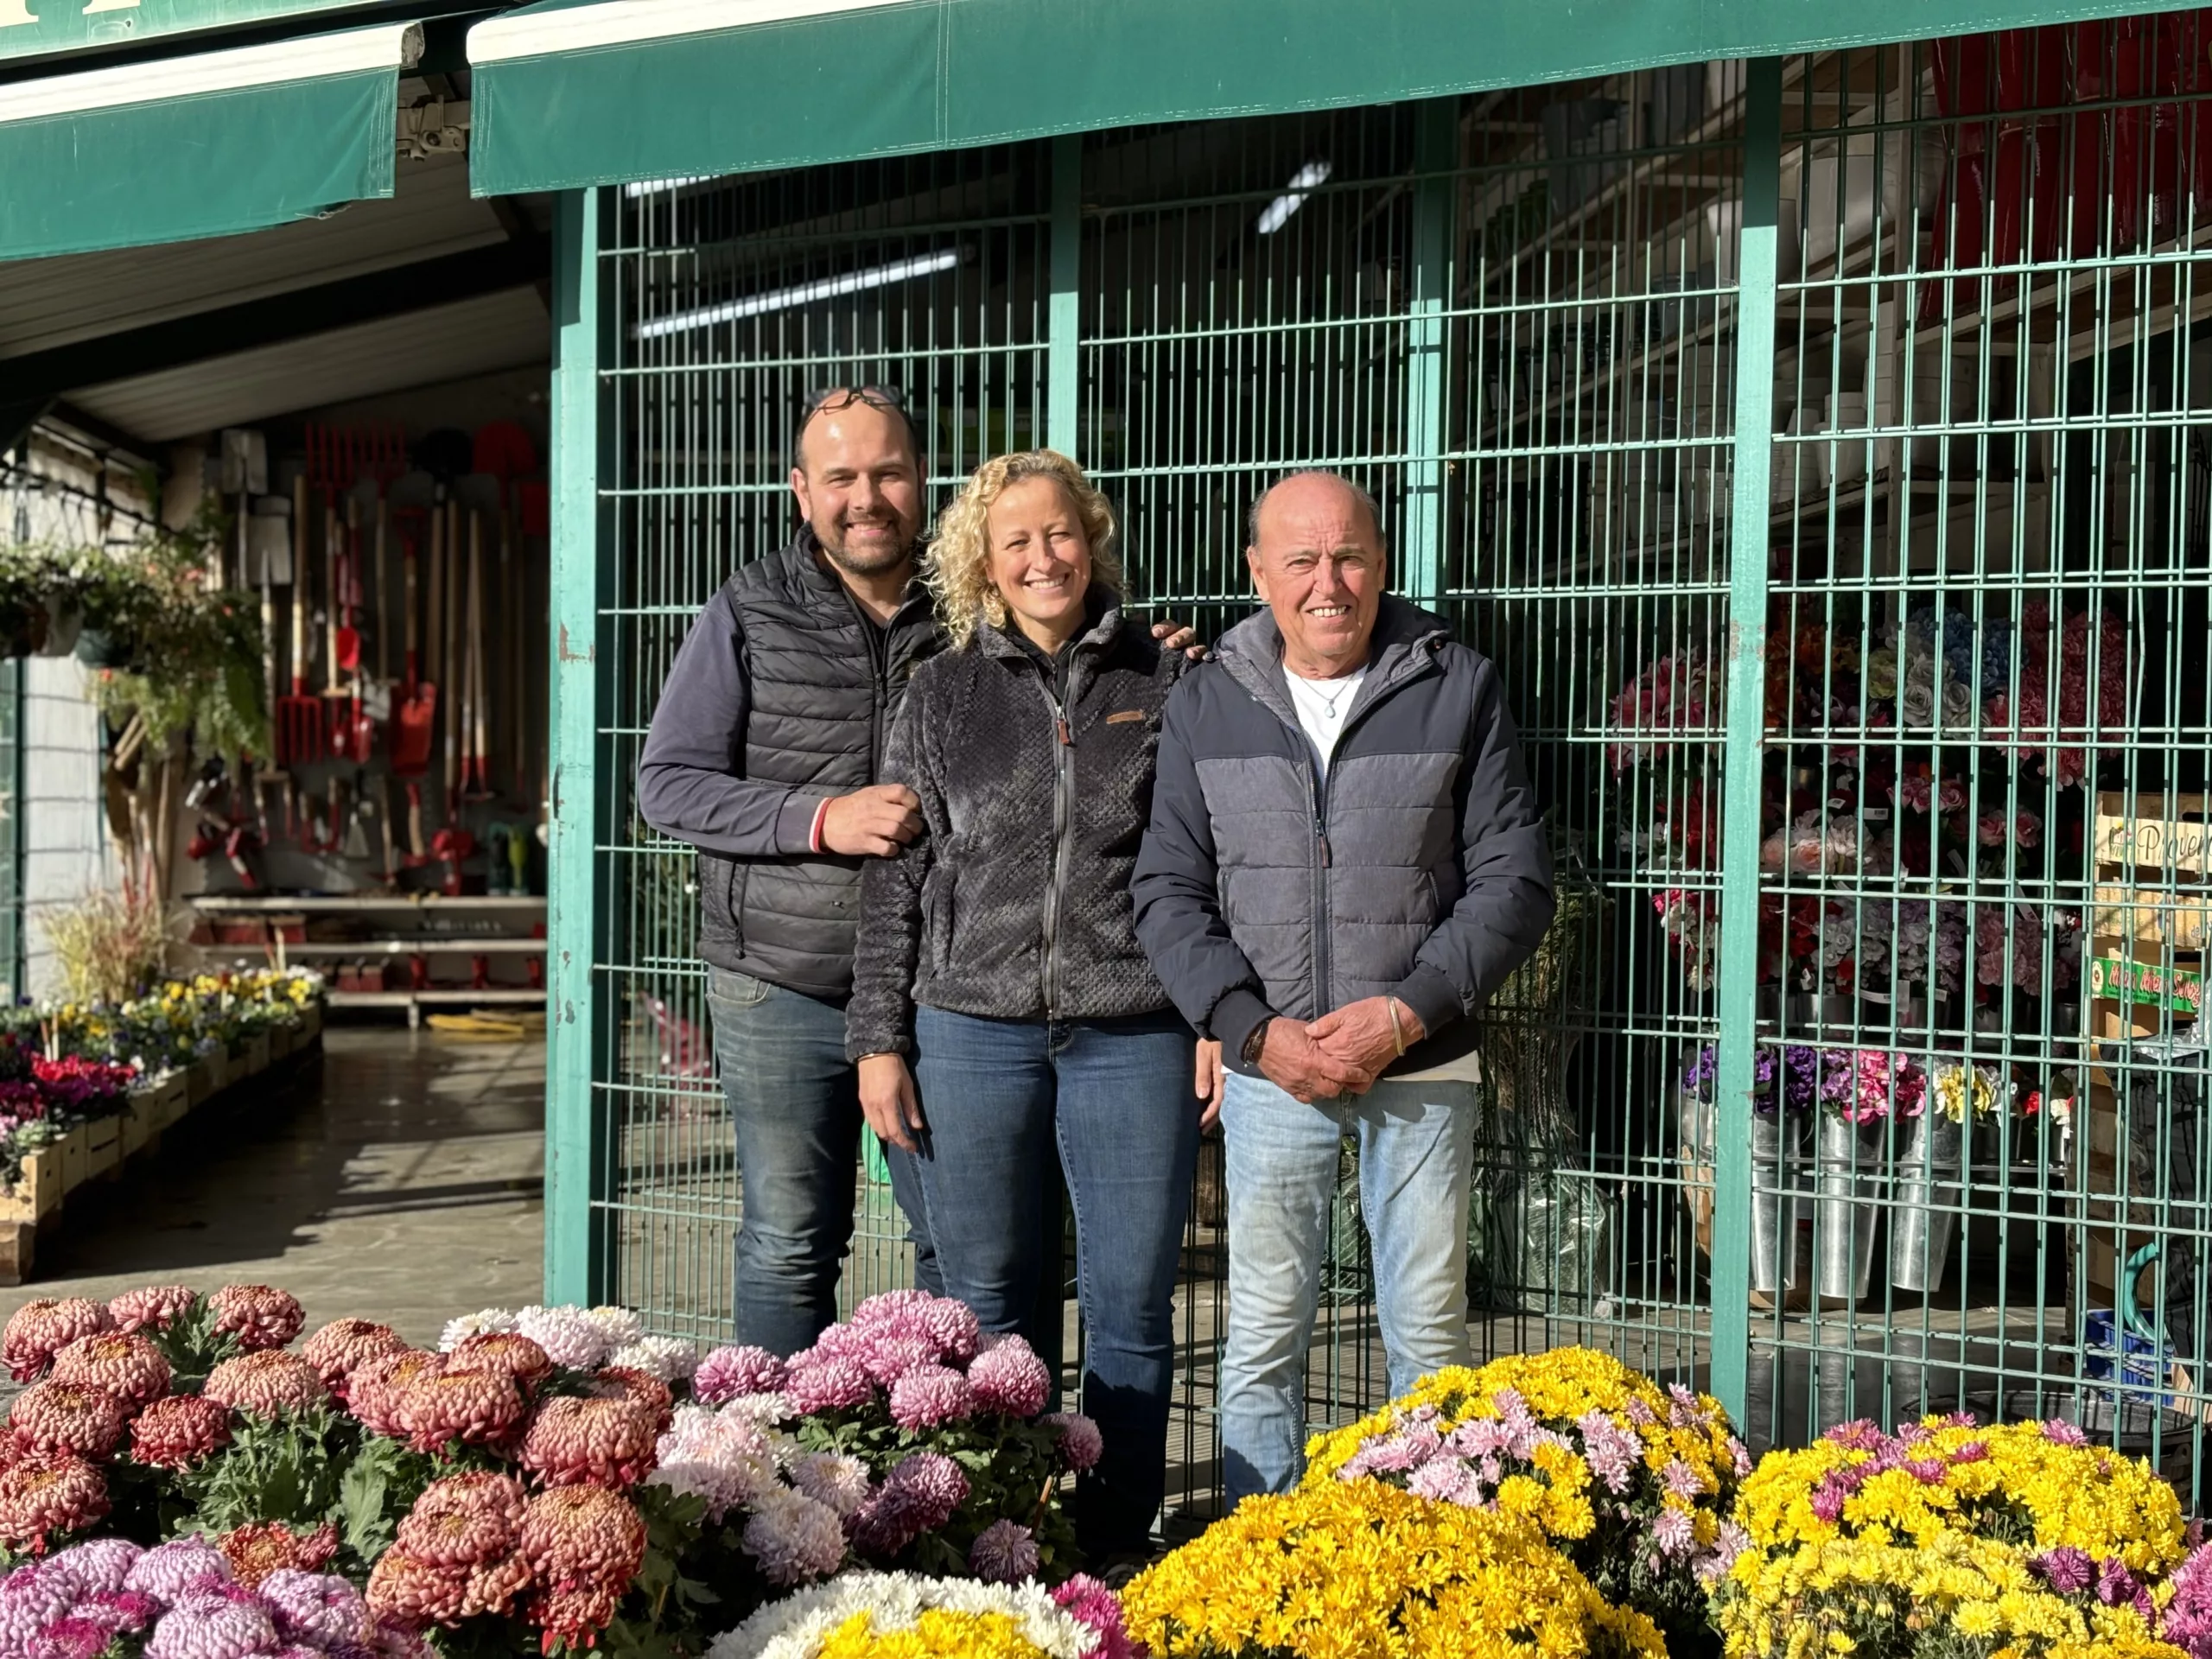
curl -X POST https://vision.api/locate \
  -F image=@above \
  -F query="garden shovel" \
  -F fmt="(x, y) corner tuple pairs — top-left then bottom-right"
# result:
(275, 477), (324, 765)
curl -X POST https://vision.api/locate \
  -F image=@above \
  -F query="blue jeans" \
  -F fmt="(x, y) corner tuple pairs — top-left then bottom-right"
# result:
(912, 1007), (1200, 1557)
(1218, 1071), (1478, 1505)
(707, 966), (939, 1358)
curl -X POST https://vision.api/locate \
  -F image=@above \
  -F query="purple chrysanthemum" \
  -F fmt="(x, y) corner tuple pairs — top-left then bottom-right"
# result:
(123, 1540), (233, 1606)
(257, 1571), (365, 1649)
(2035, 1547), (2098, 1595)
(1043, 1412), (1102, 1473)
(45, 1540), (143, 1598)
(787, 1452), (871, 1520)
(142, 1588), (279, 1659)
(968, 1519), (1039, 1584)
(849, 1452), (969, 1558)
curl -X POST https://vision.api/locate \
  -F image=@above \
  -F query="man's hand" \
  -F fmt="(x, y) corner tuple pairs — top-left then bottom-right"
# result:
(1150, 619), (1209, 662)
(1196, 1039), (1225, 1130)
(1306, 996), (1426, 1096)
(1255, 1019), (1366, 1103)
(819, 784), (923, 857)
(858, 1052), (927, 1154)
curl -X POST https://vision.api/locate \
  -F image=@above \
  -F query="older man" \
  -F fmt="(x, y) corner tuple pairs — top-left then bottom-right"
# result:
(1131, 470), (1554, 1501)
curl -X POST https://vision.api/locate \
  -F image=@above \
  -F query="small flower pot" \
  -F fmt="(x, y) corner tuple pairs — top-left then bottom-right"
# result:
(1813, 1113), (1885, 1303)
(72, 625), (140, 671)
(1891, 1110), (1964, 1292)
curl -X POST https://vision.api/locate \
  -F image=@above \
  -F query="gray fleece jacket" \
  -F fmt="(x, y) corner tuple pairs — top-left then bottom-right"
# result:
(1130, 594), (1554, 1078)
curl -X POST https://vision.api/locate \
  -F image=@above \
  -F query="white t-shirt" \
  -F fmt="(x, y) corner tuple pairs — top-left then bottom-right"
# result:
(1283, 663), (1369, 781)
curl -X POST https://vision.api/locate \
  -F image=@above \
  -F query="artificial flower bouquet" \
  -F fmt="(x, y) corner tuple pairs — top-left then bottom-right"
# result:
(1714, 1415), (2190, 1658)
(1300, 1348), (1747, 1655)
(1123, 1480), (1663, 1659)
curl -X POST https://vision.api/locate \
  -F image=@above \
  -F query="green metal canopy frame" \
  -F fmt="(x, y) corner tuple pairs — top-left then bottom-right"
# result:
(470, 0), (2166, 195)
(0, 18), (420, 262)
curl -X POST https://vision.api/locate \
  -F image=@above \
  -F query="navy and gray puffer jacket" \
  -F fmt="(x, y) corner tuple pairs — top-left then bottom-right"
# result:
(844, 599), (1184, 1061)
(1130, 594), (1554, 1078)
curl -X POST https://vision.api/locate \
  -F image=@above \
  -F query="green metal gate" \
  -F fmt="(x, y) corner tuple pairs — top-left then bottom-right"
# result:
(548, 8), (2212, 1511)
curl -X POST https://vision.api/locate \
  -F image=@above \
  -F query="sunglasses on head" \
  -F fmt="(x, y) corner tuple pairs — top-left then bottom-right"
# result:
(799, 385), (907, 424)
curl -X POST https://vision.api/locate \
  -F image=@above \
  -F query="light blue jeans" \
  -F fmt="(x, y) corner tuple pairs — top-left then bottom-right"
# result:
(1218, 1070), (1478, 1504)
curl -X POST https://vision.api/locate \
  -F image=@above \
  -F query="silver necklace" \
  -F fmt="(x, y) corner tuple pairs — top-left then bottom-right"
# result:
(1300, 673), (1357, 719)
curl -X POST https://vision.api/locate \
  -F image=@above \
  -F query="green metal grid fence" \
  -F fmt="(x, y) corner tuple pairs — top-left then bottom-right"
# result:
(548, 8), (2212, 1515)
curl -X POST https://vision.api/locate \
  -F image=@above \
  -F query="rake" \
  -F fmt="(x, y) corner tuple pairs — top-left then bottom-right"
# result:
(274, 474), (324, 765)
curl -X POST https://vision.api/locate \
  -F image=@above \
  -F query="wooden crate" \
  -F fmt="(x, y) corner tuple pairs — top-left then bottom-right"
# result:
(0, 1147), (61, 1224)
(153, 1072), (189, 1129)
(184, 1056), (217, 1107)
(244, 1032), (271, 1078)
(120, 1090), (155, 1157)
(81, 1116), (120, 1179)
(299, 1003), (323, 1043)
(58, 1128), (86, 1193)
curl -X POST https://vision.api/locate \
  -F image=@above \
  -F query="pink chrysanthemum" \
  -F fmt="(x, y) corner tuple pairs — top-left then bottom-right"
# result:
(0, 1454), (108, 1554)
(49, 1333), (169, 1411)
(968, 1518), (1039, 1584)
(392, 1368), (525, 1455)
(849, 1289), (936, 1327)
(202, 1351), (327, 1420)
(913, 1298), (981, 1363)
(740, 1488), (847, 1587)
(518, 1396), (659, 1489)
(105, 1287), (197, 1338)
(692, 1345), (785, 1406)
(1052, 1574), (1140, 1659)
(345, 1351), (445, 1440)
(513, 1306), (611, 1372)
(207, 1285), (304, 1353)
(646, 1407), (778, 1522)
(301, 1321), (410, 1397)
(46, 1537), (144, 1597)
(967, 1335), (1051, 1418)
(143, 1586), (280, 1659)
(3, 1302), (112, 1384)
(214, 1521), (338, 1587)
(258, 1568), (368, 1649)
(786, 1452), (871, 1519)
(887, 1364), (974, 1431)
(122, 1537), (233, 1604)
(444, 1332), (554, 1394)
(855, 1334), (941, 1388)
(780, 1358), (876, 1416)
(127, 1395), (232, 1471)
(517, 1486), (645, 1649)
(580, 1366), (674, 1431)
(9, 1383), (128, 1462)
(367, 1472), (533, 1630)
(1042, 1411), (1103, 1472)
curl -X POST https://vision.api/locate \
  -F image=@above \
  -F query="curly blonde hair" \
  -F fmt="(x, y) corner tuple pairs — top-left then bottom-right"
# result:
(925, 449), (1123, 647)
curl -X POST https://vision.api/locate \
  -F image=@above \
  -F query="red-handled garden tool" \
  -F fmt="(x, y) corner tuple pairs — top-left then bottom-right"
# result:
(275, 475), (323, 764)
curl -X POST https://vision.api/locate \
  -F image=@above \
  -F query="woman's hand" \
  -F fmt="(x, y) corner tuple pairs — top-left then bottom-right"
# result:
(1195, 1039), (1225, 1130)
(858, 1052), (926, 1154)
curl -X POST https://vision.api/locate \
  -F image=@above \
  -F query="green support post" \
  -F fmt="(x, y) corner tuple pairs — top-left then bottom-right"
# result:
(1402, 98), (1455, 607)
(544, 187), (613, 1306)
(1049, 133), (1082, 459)
(1710, 59), (1783, 1423)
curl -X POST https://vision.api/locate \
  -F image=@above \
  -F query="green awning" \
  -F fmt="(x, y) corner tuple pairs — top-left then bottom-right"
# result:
(0, 19), (420, 262)
(468, 0), (2162, 196)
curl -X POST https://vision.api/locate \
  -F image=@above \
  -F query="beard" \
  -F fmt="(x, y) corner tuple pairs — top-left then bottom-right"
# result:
(819, 520), (913, 579)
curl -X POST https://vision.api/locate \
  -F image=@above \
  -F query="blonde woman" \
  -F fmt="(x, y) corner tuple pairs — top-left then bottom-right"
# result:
(845, 449), (1219, 1569)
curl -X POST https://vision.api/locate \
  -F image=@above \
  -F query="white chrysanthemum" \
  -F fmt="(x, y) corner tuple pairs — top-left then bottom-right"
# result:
(438, 1309), (518, 1352)
(646, 1406), (780, 1522)
(786, 1452), (869, 1519)
(515, 1305), (613, 1370)
(609, 1336), (700, 1383)
(706, 1572), (1096, 1659)
(737, 1489), (847, 1589)
(717, 1391), (793, 1428)
(582, 1306), (646, 1349)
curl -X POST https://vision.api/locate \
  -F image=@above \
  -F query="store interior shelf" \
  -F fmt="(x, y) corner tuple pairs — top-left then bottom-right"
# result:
(187, 895), (546, 912)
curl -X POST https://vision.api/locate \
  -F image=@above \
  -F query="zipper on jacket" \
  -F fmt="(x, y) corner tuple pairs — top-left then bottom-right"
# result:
(1039, 677), (1077, 1019)
(1309, 759), (1331, 1024)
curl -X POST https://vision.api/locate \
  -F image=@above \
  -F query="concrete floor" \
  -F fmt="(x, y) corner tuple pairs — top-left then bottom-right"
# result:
(0, 1028), (543, 1348)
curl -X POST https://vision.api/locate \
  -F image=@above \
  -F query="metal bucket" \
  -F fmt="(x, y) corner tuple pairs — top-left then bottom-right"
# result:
(1890, 1109), (1963, 1292)
(1680, 1090), (1806, 1296)
(1814, 1113), (1885, 1302)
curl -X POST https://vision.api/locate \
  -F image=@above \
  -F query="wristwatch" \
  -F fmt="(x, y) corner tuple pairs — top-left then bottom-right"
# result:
(1240, 1018), (1274, 1067)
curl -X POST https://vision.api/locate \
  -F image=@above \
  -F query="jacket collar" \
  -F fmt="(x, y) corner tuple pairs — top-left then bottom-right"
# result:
(971, 588), (1123, 663)
(1215, 592), (1448, 728)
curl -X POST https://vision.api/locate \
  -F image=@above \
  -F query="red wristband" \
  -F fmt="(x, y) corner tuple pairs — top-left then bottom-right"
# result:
(808, 798), (831, 855)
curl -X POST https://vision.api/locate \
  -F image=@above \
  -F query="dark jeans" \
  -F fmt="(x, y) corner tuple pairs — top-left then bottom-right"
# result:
(912, 1006), (1199, 1558)
(707, 966), (939, 1357)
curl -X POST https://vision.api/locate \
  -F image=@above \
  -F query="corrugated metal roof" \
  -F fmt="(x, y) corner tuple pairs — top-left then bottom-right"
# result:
(70, 287), (548, 440)
(0, 147), (508, 358)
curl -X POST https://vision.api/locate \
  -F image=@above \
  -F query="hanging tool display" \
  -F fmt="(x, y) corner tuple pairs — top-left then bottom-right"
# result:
(276, 474), (322, 766)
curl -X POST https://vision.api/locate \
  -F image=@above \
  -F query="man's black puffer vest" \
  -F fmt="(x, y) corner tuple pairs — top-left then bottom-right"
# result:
(698, 531), (938, 999)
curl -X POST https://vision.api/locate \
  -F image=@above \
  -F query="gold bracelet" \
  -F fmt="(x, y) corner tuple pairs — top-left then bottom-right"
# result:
(1386, 1000), (1407, 1058)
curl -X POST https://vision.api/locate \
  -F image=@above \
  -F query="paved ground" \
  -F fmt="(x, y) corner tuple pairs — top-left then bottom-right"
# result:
(0, 1027), (543, 1348)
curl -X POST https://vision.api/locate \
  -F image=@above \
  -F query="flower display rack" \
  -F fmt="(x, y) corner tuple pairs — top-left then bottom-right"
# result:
(0, 1000), (323, 1287)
